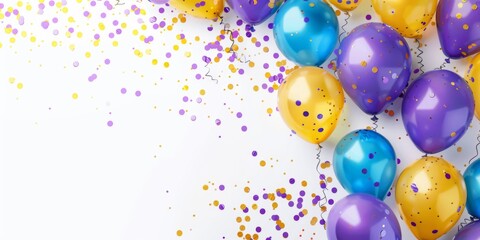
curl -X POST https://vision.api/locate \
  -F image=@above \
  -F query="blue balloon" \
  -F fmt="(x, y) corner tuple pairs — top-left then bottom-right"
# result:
(334, 129), (397, 200)
(273, 0), (338, 66)
(464, 159), (480, 218)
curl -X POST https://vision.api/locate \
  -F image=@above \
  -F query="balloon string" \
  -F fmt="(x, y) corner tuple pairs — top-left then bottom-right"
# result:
(204, 61), (219, 84)
(371, 115), (378, 132)
(458, 216), (479, 232)
(223, 24), (251, 64)
(338, 12), (350, 43)
(436, 58), (451, 70)
(316, 144), (328, 230)
(468, 131), (480, 165)
(422, 153), (428, 158)
(415, 39), (425, 75)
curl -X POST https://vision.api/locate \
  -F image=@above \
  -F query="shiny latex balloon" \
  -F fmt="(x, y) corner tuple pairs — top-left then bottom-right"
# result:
(333, 129), (396, 200)
(170, 0), (224, 20)
(402, 70), (475, 154)
(226, 0), (283, 25)
(337, 22), (411, 115)
(454, 221), (480, 240)
(277, 67), (345, 144)
(437, 0), (480, 59)
(327, 0), (362, 11)
(396, 157), (466, 240)
(464, 159), (480, 218)
(466, 54), (480, 120)
(273, 0), (338, 66)
(149, 0), (169, 4)
(327, 193), (402, 240)
(372, 0), (438, 38)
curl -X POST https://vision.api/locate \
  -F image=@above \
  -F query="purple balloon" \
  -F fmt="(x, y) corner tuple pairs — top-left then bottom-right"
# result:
(327, 194), (401, 240)
(227, 0), (283, 25)
(455, 221), (480, 240)
(437, 0), (480, 59)
(337, 22), (411, 115)
(402, 70), (474, 154)
(149, 0), (169, 4)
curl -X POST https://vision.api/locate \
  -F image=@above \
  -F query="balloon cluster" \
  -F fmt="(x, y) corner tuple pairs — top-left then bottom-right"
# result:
(163, 0), (480, 238)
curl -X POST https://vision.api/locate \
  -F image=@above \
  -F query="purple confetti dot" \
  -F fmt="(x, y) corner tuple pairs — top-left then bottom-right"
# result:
(411, 183), (418, 193)
(374, 182), (380, 187)
(411, 222), (416, 227)
(219, 185), (225, 191)
(303, 111), (309, 117)
(121, 88), (127, 94)
(432, 230), (438, 234)
(135, 91), (141, 97)
(369, 153), (374, 159)
(332, 187), (337, 193)
(236, 112), (243, 118)
(362, 168), (368, 174)
(241, 126), (247, 132)
(445, 173), (451, 179)
(107, 121), (113, 127)
(289, 178), (295, 184)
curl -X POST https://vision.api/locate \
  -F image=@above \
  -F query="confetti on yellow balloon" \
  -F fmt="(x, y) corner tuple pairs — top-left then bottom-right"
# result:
(396, 156), (466, 240)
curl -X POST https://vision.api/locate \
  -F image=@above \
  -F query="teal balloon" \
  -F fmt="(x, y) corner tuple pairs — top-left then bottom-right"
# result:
(334, 129), (397, 200)
(464, 159), (480, 218)
(273, 0), (338, 66)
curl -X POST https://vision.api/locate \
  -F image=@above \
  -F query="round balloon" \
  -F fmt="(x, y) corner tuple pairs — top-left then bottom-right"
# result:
(327, 193), (402, 240)
(337, 22), (411, 115)
(437, 0), (480, 59)
(170, 0), (223, 20)
(278, 67), (345, 144)
(372, 0), (438, 38)
(333, 129), (396, 200)
(454, 221), (480, 240)
(328, 0), (362, 11)
(466, 54), (480, 121)
(464, 159), (480, 219)
(227, 0), (283, 25)
(273, 0), (338, 66)
(396, 156), (466, 240)
(402, 70), (475, 154)
(149, 0), (169, 4)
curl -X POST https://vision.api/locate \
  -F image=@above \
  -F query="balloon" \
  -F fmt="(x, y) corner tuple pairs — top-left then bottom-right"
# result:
(273, 0), (338, 66)
(396, 156), (466, 240)
(402, 70), (475, 154)
(149, 0), (169, 4)
(327, 0), (362, 12)
(372, 0), (438, 38)
(327, 193), (402, 240)
(466, 54), (480, 120)
(226, 0), (283, 25)
(437, 0), (480, 59)
(278, 67), (345, 144)
(454, 221), (480, 240)
(337, 22), (411, 115)
(464, 159), (480, 218)
(170, 0), (224, 20)
(333, 129), (396, 200)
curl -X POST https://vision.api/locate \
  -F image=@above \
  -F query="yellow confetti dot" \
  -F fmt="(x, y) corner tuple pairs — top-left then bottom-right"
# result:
(372, 67), (379, 73)
(17, 83), (23, 89)
(352, 84), (357, 90)
(85, 52), (91, 58)
(266, 108), (273, 115)
(202, 185), (209, 190)
(253, 85), (259, 92)
(176, 230), (183, 237)
(227, 84), (234, 90)
(8, 77), (15, 84)
(473, 4), (478, 10)
(164, 62), (169, 68)
(152, 59), (158, 65)
(244, 187), (250, 193)
(260, 160), (266, 167)
(199, 89), (206, 95)
(463, 24), (469, 30)
(456, 13), (462, 19)
(301, 180), (307, 187)
(360, 60), (367, 67)
(451, 132), (457, 137)
(311, 217), (318, 225)
(72, 93), (78, 99)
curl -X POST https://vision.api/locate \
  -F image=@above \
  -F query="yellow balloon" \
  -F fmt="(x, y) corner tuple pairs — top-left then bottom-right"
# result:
(328, 0), (363, 12)
(466, 54), (480, 121)
(278, 67), (345, 144)
(372, 0), (437, 38)
(396, 157), (466, 240)
(170, 0), (224, 20)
